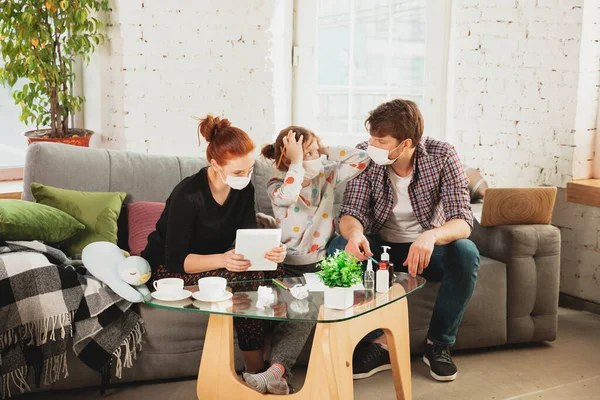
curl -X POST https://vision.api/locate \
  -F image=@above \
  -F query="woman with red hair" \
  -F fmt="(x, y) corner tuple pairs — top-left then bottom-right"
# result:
(142, 114), (294, 390)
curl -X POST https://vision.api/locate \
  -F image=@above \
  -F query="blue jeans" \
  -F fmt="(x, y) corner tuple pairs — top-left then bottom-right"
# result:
(327, 235), (480, 346)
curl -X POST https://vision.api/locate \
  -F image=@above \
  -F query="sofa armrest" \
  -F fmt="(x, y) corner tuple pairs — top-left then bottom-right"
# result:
(470, 221), (561, 343)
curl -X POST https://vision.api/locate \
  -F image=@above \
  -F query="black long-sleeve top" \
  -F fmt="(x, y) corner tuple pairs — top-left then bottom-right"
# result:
(142, 167), (256, 274)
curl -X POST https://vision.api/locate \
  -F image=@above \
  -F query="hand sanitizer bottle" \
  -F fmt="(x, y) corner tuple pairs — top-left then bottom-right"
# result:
(380, 245), (395, 286)
(376, 262), (389, 293)
(364, 259), (375, 291)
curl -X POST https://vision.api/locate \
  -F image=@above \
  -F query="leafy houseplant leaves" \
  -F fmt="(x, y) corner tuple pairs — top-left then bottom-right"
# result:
(316, 250), (363, 288)
(0, 0), (109, 138)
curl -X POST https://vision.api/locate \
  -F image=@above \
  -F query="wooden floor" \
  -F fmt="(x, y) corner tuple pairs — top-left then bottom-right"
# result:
(20, 308), (600, 400)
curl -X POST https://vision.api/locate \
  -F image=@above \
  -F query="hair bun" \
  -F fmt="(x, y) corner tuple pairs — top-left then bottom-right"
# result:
(261, 143), (276, 160)
(199, 114), (232, 143)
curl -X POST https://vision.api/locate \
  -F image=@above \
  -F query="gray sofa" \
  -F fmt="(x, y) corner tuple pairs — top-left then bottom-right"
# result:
(21, 142), (561, 391)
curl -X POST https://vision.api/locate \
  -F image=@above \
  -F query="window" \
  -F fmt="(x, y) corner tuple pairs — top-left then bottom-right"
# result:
(0, 63), (30, 181)
(292, 0), (452, 146)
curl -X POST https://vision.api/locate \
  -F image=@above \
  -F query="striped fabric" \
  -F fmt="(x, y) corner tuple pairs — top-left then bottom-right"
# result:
(339, 137), (473, 236)
(463, 165), (488, 203)
(127, 202), (165, 256)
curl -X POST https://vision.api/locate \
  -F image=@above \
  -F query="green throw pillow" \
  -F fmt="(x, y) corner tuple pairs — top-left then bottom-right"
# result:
(30, 183), (126, 256)
(0, 199), (85, 243)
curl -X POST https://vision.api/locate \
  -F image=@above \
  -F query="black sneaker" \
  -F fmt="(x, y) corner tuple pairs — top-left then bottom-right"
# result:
(352, 342), (392, 380)
(423, 342), (457, 382)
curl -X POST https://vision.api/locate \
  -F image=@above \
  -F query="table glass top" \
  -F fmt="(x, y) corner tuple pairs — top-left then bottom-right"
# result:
(144, 272), (426, 323)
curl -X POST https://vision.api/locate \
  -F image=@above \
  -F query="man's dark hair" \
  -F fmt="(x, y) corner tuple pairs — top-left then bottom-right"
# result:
(364, 99), (424, 147)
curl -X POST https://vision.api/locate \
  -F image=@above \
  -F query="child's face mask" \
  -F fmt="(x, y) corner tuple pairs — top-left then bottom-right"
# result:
(302, 158), (323, 180)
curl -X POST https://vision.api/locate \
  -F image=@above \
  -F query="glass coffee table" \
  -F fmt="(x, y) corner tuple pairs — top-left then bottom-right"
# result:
(145, 273), (426, 400)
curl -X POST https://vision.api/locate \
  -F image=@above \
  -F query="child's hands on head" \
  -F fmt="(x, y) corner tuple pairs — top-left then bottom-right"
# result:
(282, 130), (304, 165)
(316, 137), (329, 157)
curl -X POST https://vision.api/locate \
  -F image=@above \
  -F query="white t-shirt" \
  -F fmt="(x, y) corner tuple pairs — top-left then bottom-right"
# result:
(378, 168), (423, 243)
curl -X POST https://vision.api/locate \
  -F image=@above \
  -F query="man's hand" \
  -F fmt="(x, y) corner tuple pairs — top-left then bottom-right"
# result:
(345, 232), (373, 261)
(403, 230), (437, 277)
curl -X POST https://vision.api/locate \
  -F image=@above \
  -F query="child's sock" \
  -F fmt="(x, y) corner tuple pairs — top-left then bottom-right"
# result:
(243, 363), (285, 394)
(267, 379), (290, 395)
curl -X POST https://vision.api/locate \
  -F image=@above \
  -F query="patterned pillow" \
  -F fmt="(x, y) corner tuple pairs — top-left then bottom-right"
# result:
(128, 202), (165, 256)
(463, 165), (489, 203)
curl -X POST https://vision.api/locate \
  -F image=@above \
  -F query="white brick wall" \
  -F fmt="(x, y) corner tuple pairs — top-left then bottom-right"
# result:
(453, 0), (600, 303)
(81, 0), (599, 303)
(83, 0), (279, 157)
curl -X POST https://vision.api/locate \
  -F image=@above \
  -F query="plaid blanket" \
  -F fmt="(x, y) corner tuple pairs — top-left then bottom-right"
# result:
(0, 241), (144, 398)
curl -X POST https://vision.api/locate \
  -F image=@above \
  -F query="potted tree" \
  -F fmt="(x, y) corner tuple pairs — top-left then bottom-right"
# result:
(0, 0), (108, 147)
(317, 250), (363, 310)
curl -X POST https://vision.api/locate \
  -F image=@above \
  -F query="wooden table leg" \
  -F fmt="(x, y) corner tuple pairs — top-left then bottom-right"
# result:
(196, 314), (246, 399)
(304, 295), (412, 400)
(383, 297), (412, 399)
(196, 313), (339, 400)
(196, 294), (411, 400)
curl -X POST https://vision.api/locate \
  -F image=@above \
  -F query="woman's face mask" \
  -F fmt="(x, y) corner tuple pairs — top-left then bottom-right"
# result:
(216, 167), (252, 190)
(212, 154), (255, 190)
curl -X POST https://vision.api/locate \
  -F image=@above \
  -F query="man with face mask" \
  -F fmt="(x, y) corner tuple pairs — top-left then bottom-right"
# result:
(328, 99), (479, 383)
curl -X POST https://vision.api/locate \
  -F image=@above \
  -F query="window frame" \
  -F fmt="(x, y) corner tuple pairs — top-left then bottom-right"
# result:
(291, 0), (454, 143)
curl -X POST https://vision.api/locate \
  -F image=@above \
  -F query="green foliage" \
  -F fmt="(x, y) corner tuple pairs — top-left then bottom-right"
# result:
(0, 0), (109, 137)
(316, 250), (363, 288)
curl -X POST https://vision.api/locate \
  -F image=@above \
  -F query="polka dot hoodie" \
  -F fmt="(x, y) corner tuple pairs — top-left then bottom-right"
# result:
(267, 146), (370, 266)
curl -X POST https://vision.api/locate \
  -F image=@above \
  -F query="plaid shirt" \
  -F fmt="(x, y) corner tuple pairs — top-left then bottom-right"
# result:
(339, 137), (473, 236)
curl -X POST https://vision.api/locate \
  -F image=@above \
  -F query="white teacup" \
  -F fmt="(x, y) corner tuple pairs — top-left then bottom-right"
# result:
(153, 278), (184, 293)
(198, 277), (227, 301)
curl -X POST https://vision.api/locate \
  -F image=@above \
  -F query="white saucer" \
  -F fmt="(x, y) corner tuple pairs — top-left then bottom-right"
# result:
(192, 291), (233, 303)
(151, 289), (192, 302)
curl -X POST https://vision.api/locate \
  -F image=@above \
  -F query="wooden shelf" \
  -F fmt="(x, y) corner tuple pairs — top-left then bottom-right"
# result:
(566, 179), (600, 208)
(0, 180), (23, 200)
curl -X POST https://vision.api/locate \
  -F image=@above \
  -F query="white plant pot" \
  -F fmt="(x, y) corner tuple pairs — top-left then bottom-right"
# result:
(324, 286), (354, 310)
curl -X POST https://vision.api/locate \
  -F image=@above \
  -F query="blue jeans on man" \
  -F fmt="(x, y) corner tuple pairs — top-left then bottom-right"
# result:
(327, 235), (480, 346)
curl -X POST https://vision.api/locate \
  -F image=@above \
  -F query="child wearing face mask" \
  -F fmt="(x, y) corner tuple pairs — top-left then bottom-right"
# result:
(261, 127), (371, 275)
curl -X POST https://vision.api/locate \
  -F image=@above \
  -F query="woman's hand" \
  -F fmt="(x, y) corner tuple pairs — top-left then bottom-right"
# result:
(223, 250), (251, 272)
(282, 130), (304, 165)
(265, 243), (287, 264)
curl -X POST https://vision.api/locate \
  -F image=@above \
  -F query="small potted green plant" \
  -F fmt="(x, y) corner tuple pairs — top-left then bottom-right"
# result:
(317, 250), (363, 310)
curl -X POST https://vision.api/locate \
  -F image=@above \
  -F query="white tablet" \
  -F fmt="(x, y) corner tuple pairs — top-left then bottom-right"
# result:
(235, 229), (282, 271)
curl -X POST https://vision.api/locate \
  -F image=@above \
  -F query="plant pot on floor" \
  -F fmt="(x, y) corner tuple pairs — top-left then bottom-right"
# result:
(24, 129), (95, 147)
(324, 286), (354, 310)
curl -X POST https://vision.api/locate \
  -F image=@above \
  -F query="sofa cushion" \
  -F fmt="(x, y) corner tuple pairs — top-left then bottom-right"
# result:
(407, 255), (507, 353)
(0, 199), (84, 243)
(128, 202), (165, 256)
(30, 183), (126, 256)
